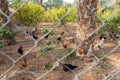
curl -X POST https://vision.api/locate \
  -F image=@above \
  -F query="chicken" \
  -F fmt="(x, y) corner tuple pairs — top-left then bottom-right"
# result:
(57, 31), (64, 41)
(86, 44), (94, 57)
(18, 58), (27, 70)
(17, 45), (23, 55)
(45, 34), (49, 38)
(60, 31), (64, 35)
(78, 48), (87, 55)
(62, 42), (67, 48)
(57, 36), (62, 41)
(31, 29), (36, 35)
(65, 37), (74, 43)
(99, 34), (106, 40)
(95, 38), (105, 50)
(32, 34), (38, 40)
(109, 32), (119, 39)
(60, 63), (77, 72)
(26, 30), (29, 34)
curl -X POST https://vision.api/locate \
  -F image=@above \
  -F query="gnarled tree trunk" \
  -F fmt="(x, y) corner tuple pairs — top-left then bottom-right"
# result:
(76, 0), (98, 58)
(0, 0), (9, 22)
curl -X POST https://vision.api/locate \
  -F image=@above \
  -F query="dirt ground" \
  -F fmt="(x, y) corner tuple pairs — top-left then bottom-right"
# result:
(0, 24), (120, 80)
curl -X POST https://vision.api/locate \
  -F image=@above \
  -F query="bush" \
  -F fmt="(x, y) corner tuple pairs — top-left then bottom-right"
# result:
(15, 2), (45, 26)
(0, 19), (15, 40)
(42, 10), (55, 22)
(50, 5), (77, 24)
(97, 9), (120, 34)
(0, 19), (15, 48)
(0, 28), (15, 40)
(41, 28), (55, 35)
(42, 5), (77, 24)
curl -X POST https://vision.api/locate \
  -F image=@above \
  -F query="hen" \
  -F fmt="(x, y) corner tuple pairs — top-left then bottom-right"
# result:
(32, 34), (38, 40)
(61, 63), (77, 72)
(17, 45), (23, 55)
(18, 58), (27, 70)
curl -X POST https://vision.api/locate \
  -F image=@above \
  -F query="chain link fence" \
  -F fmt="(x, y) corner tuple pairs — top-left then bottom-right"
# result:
(0, 0), (120, 80)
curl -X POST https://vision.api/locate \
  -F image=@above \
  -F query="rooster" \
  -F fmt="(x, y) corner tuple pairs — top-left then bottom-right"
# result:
(17, 45), (23, 55)
(62, 41), (67, 48)
(32, 34), (38, 40)
(18, 58), (27, 70)
(57, 31), (64, 41)
(60, 63), (77, 72)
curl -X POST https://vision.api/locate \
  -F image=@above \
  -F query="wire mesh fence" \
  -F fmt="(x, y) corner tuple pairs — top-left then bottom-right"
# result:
(0, 0), (120, 80)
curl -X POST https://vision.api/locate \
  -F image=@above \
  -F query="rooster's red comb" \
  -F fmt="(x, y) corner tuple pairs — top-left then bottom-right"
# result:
(19, 45), (23, 48)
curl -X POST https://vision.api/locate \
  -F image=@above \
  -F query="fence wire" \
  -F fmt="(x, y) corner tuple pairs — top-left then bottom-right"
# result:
(0, 0), (120, 80)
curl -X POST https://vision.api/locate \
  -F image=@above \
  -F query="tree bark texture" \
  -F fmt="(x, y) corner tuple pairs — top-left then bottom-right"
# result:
(76, 0), (98, 57)
(0, 0), (9, 22)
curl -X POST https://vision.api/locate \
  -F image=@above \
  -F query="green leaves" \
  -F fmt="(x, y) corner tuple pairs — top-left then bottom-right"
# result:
(41, 28), (55, 35)
(40, 45), (54, 52)
(0, 28), (15, 40)
(97, 9), (120, 35)
(42, 5), (77, 24)
(15, 2), (44, 26)
(36, 44), (54, 57)
(0, 41), (3, 48)
(41, 28), (49, 34)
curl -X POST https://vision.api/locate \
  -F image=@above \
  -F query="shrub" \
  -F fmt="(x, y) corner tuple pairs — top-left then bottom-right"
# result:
(43, 5), (77, 24)
(97, 9), (120, 35)
(15, 2), (44, 26)
(0, 19), (15, 48)
(41, 28), (49, 34)
(42, 10), (55, 22)
(0, 28), (15, 40)
(36, 44), (54, 57)
(0, 19), (15, 40)
(41, 28), (55, 35)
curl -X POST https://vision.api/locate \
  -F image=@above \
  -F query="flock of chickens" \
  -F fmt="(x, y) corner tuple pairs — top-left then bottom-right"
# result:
(17, 30), (77, 72)
(17, 29), (119, 73)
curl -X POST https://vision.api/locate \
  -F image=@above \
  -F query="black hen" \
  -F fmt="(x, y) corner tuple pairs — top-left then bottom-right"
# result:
(26, 30), (29, 34)
(33, 34), (38, 40)
(17, 45), (23, 55)
(61, 63), (77, 72)
(110, 32), (119, 39)
(45, 34), (49, 38)
(99, 34), (106, 40)
(57, 36), (61, 41)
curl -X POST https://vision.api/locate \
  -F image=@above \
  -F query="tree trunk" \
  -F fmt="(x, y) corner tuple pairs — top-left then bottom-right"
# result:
(0, 0), (16, 45)
(76, 0), (98, 58)
(0, 0), (9, 22)
(39, 0), (43, 7)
